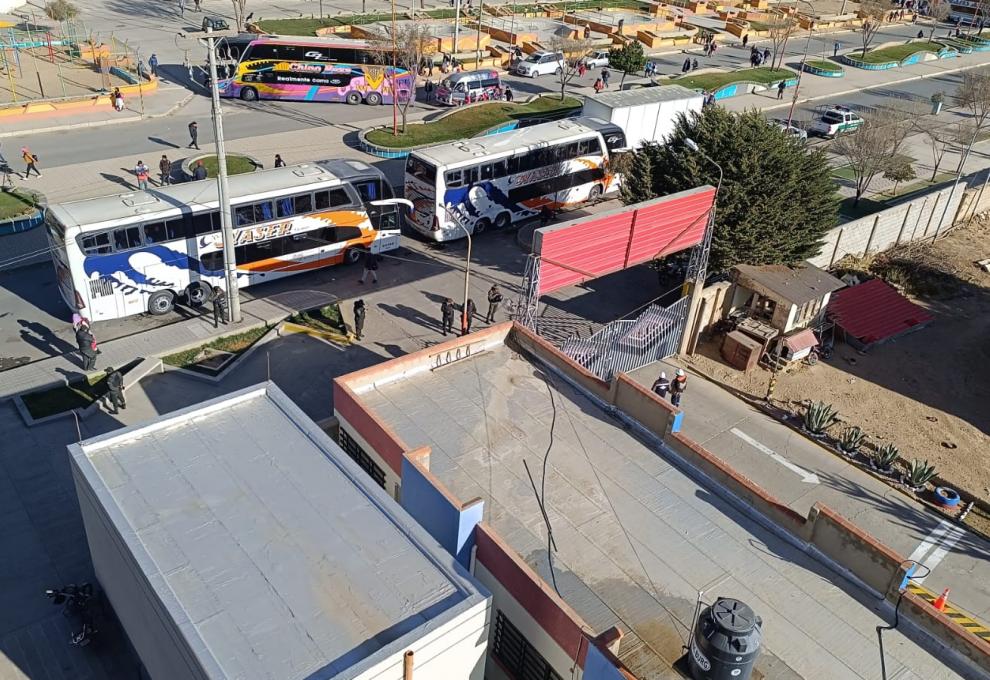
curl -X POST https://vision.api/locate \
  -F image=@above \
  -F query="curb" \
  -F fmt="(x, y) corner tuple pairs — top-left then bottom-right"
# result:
(161, 323), (280, 384)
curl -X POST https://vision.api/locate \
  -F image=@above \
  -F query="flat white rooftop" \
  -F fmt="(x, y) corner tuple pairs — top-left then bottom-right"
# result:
(70, 383), (486, 680)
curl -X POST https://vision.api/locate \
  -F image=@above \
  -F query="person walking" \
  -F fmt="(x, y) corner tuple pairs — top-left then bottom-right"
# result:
(193, 159), (208, 180)
(593, 77), (604, 93)
(149, 53), (159, 78)
(194, 0), (201, 9)
(76, 324), (98, 371)
(833, 40), (841, 57)
(486, 284), (503, 323)
(682, 57), (691, 73)
(670, 368), (687, 407)
(352, 299), (366, 340)
(178, 0), (186, 17)
(134, 160), (151, 190)
(651, 371), (670, 400)
(188, 121), (200, 149)
(742, 33), (749, 47)
(159, 154), (172, 185)
(762, 47), (771, 65)
(358, 250), (379, 284)
(441, 297), (455, 336)
(462, 298), (477, 335)
(21, 147), (41, 179)
(274, 154), (285, 167)
(71, 311), (90, 331)
(105, 366), (126, 414)
(112, 87), (124, 112)
(777, 79), (786, 100)
(601, 67), (610, 88)
(503, 84), (513, 102)
(692, 58), (699, 71)
(211, 285), (228, 328)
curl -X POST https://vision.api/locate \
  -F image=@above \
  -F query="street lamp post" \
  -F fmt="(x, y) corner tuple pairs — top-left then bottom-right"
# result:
(786, 0), (816, 131)
(204, 28), (241, 324)
(452, 221), (473, 335)
(680, 137), (723, 355)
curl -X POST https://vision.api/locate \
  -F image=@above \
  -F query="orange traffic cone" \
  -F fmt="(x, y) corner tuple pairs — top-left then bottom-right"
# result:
(933, 588), (950, 612)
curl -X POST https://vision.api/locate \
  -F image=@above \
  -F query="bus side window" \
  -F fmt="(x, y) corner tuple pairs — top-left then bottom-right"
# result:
(200, 252), (223, 271)
(588, 138), (603, 155)
(253, 201), (274, 223)
(327, 188), (351, 207)
(294, 193), (313, 214)
(564, 143), (579, 160)
(446, 170), (463, 188)
(480, 164), (493, 181)
(144, 222), (168, 243)
(492, 160), (508, 178)
(276, 197), (295, 218)
(113, 226), (142, 251)
(81, 232), (112, 255)
(355, 181), (378, 202)
(190, 213), (214, 235)
(464, 167), (479, 185)
(507, 156), (519, 174)
(235, 205), (255, 226)
(578, 139), (591, 155)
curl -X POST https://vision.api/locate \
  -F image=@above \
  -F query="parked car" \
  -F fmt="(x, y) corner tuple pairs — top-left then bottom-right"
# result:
(808, 105), (864, 138)
(581, 50), (610, 68)
(514, 51), (566, 78)
(773, 120), (808, 143)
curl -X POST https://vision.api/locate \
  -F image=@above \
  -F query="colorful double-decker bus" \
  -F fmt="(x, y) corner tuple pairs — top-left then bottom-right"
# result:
(218, 36), (413, 106)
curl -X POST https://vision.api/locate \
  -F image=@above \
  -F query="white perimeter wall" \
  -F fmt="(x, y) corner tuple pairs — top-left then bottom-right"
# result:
(355, 595), (490, 680)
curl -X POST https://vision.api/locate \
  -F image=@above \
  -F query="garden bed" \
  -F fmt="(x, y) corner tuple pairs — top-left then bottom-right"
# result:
(363, 96), (581, 149)
(0, 189), (37, 220)
(803, 59), (843, 76)
(197, 154), (258, 177)
(845, 41), (941, 64)
(163, 325), (271, 374)
(21, 362), (136, 420)
(667, 67), (792, 92)
(287, 303), (346, 335)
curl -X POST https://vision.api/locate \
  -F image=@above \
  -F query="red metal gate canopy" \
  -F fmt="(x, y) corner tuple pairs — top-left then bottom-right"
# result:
(532, 186), (716, 296)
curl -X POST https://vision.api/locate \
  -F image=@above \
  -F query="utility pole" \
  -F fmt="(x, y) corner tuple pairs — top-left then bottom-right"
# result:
(205, 28), (241, 323)
(453, 0), (461, 59)
(475, 0), (484, 68)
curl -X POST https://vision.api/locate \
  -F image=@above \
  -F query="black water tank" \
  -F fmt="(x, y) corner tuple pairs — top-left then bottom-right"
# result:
(689, 597), (763, 680)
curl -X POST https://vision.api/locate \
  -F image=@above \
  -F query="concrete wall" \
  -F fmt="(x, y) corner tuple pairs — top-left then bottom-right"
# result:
(509, 323), (612, 402)
(809, 184), (966, 268)
(900, 590), (990, 673)
(612, 373), (682, 434)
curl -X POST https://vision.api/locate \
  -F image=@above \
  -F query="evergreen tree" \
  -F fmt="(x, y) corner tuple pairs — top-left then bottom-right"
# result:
(608, 41), (646, 88)
(621, 107), (837, 272)
(619, 142), (656, 204)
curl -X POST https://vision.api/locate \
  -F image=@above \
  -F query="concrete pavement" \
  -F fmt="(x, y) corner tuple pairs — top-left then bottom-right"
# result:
(627, 360), (990, 625)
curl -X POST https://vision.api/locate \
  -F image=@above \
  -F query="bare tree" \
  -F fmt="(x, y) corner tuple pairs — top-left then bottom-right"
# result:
(766, 11), (796, 71)
(369, 23), (435, 134)
(547, 34), (592, 101)
(958, 69), (990, 130)
(832, 107), (913, 205)
(231, 0), (248, 30)
(920, 123), (953, 181)
(928, 0), (951, 42)
(858, 0), (894, 56)
(971, 0), (990, 33)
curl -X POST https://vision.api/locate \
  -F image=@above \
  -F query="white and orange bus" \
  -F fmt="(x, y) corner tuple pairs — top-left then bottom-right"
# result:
(403, 118), (627, 242)
(45, 160), (404, 320)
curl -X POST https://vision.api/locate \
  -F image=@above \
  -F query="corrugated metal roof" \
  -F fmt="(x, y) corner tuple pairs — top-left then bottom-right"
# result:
(735, 263), (845, 306)
(585, 84), (702, 109)
(827, 279), (934, 347)
(784, 328), (818, 353)
(69, 383), (483, 680)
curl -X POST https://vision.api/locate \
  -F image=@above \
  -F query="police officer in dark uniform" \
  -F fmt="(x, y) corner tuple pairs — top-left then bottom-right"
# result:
(486, 284), (503, 323)
(105, 366), (126, 414)
(441, 297), (455, 336)
(76, 324), (98, 371)
(211, 285), (228, 328)
(463, 298), (477, 335)
(353, 299), (366, 340)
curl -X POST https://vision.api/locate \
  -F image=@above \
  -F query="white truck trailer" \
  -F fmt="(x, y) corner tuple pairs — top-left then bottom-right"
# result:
(582, 85), (703, 149)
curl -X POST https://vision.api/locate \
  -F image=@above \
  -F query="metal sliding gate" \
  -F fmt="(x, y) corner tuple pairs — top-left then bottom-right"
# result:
(560, 296), (689, 381)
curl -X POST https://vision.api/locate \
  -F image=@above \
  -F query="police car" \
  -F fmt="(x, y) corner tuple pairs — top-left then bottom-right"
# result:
(808, 105), (864, 138)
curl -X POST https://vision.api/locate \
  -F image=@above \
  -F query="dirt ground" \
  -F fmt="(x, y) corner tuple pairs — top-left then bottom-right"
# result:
(0, 47), (130, 104)
(686, 217), (990, 502)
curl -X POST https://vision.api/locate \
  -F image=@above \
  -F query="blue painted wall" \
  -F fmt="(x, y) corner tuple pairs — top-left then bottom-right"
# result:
(401, 456), (483, 569)
(584, 644), (627, 679)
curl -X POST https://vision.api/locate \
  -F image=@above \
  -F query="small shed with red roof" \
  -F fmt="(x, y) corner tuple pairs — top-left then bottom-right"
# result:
(827, 279), (933, 350)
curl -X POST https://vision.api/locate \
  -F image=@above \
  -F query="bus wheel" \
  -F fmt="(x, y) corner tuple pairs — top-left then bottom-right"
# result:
(474, 218), (491, 234)
(185, 282), (209, 307)
(148, 290), (175, 316)
(239, 87), (258, 102)
(345, 247), (365, 265)
(589, 184), (603, 202)
(346, 92), (362, 105)
(365, 92), (383, 106)
(494, 212), (512, 230)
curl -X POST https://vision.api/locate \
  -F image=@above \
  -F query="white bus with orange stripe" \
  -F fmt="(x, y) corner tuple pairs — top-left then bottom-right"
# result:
(403, 117), (626, 242)
(45, 160), (404, 321)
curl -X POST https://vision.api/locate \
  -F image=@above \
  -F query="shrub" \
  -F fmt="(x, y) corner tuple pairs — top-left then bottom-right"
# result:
(803, 401), (838, 435)
(906, 459), (937, 488)
(44, 0), (78, 21)
(839, 426), (866, 453)
(872, 442), (899, 470)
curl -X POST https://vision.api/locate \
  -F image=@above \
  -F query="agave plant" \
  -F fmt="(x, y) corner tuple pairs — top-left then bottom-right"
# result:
(872, 443), (899, 471)
(803, 401), (838, 435)
(906, 459), (937, 489)
(838, 426), (866, 454)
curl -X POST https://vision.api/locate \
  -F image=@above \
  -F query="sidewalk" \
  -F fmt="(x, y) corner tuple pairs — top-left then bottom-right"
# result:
(627, 360), (990, 625)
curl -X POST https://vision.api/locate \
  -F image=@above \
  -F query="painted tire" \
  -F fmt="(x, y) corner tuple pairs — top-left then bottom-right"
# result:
(934, 487), (961, 507)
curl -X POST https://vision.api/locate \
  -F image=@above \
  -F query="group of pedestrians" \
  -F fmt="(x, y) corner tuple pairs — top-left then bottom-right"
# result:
(592, 67), (610, 93)
(652, 368), (688, 407)
(749, 45), (772, 68)
(436, 284), (502, 338)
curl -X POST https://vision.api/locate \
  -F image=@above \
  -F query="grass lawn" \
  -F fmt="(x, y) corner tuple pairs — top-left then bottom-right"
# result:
(288, 304), (346, 334)
(163, 325), (271, 369)
(364, 96), (581, 148)
(746, 21), (773, 32)
(847, 41), (941, 64)
(22, 363), (135, 420)
(0, 189), (37, 220)
(805, 59), (842, 72)
(837, 196), (886, 220)
(199, 154), (257, 178)
(667, 67), (793, 92)
(882, 172), (955, 199)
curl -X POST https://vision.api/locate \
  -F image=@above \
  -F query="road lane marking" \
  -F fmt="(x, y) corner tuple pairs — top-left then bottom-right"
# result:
(729, 428), (820, 484)
(907, 519), (953, 563)
(916, 523), (966, 584)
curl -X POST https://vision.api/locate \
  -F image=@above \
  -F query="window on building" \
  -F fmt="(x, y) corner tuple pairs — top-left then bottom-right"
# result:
(339, 428), (386, 488)
(492, 610), (563, 680)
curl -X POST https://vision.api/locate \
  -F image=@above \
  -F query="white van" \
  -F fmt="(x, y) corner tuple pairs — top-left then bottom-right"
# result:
(513, 51), (565, 78)
(434, 69), (503, 105)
